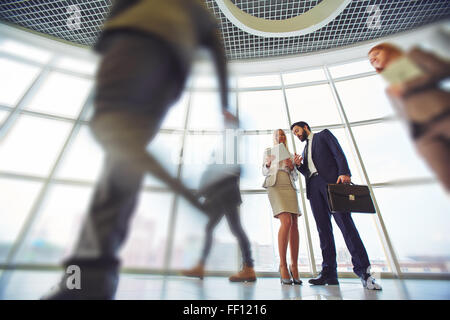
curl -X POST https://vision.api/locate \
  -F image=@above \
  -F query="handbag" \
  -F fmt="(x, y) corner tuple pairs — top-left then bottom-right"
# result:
(327, 183), (376, 214)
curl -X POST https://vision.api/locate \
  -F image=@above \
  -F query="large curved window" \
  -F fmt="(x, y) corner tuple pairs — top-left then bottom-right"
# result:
(1, 34), (449, 280)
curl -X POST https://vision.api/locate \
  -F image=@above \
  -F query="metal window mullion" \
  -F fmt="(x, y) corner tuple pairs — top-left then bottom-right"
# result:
(0, 86), (95, 288)
(371, 177), (437, 188)
(280, 71), (316, 276)
(332, 71), (378, 83)
(237, 86), (282, 92)
(0, 56), (56, 141)
(162, 90), (193, 272)
(348, 115), (399, 128)
(0, 105), (13, 112)
(283, 79), (330, 89)
(1, 170), (435, 195)
(10, 108), (77, 124)
(324, 65), (402, 278)
(47, 65), (95, 81)
(0, 50), (96, 80)
(0, 51), (46, 69)
(1, 101), (400, 135)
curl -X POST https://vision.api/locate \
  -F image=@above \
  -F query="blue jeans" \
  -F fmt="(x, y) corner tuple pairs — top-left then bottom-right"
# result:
(200, 203), (253, 268)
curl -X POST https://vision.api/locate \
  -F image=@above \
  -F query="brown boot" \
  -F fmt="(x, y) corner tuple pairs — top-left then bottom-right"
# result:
(229, 264), (257, 282)
(181, 263), (205, 279)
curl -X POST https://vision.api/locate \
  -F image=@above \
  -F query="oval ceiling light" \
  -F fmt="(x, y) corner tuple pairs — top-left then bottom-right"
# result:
(214, 0), (352, 38)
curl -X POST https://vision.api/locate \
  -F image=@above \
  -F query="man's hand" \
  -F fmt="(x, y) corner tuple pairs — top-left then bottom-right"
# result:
(293, 153), (303, 166)
(336, 175), (351, 184)
(223, 110), (239, 128)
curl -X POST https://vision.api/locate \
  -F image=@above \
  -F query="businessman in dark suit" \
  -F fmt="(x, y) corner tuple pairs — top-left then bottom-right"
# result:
(290, 121), (381, 290)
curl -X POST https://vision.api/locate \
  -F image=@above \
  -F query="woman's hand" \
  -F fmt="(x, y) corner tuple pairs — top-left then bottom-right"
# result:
(265, 155), (275, 168)
(284, 158), (294, 170)
(386, 83), (406, 97)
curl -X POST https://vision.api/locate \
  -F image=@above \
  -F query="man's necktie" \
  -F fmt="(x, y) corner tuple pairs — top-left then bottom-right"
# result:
(304, 139), (311, 178)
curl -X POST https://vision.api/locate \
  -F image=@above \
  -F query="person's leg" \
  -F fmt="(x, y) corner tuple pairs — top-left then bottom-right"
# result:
(199, 214), (222, 265)
(224, 205), (256, 282)
(224, 206), (253, 267)
(332, 212), (381, 290)
(277, 212), (292, 280)
(42, 154), (145, 299)
(288, 213), (300, 279)
(69, 104), (167, 265)
(42, 33), (183, 300)
(73, 156), (144, 256)
(309, 177), (337, 277)
(332, 212), (370, 278)
(181, 213), (222, 279)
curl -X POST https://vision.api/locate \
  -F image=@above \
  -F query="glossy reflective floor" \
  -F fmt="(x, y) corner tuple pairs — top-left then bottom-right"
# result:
(0, 270), (449, 300)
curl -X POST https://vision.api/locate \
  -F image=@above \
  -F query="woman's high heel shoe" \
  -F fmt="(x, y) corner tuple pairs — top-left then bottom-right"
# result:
(289, 265), (303, 285)
(279, 266), (293, 285)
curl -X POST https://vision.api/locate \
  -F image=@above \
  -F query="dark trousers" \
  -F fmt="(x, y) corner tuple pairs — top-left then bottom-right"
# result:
(200, 204), (254, 268)
(62, 32), (185, 296)
(308, 175), (370, 278)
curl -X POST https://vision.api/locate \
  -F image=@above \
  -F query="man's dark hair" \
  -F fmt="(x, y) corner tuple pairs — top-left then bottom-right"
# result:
(290, 121), (311, 132)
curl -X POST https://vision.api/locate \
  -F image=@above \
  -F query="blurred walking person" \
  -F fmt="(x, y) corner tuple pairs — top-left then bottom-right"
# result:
(42, 0), (236, 299)
(181, 158), (256, 282)
(369, 43), (450, 192)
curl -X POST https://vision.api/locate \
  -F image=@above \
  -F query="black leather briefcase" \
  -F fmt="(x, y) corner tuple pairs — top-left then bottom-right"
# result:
(327, 183), (376, 214)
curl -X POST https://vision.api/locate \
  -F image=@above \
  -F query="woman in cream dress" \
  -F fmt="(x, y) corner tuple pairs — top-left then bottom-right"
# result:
(262, 129), (302, 285)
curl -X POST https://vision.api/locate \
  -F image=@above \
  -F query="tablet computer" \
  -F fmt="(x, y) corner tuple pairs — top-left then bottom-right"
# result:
(267, 143), (291, 162)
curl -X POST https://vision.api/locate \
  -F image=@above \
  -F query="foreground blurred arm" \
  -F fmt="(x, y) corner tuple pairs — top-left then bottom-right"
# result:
(206, 29), (238, 126)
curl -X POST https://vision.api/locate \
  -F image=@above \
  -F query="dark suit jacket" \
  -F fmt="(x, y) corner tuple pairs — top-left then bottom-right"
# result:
(296, 129), (351, 199)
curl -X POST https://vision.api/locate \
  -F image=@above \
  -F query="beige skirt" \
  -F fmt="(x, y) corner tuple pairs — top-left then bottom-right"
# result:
(267, 171), (301, 218)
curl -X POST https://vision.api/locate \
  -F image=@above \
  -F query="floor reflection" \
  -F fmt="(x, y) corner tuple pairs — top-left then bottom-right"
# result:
(0, 270), (449, 300)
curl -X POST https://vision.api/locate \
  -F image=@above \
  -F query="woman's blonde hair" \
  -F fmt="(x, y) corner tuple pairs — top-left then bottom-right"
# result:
(273, 129), (291, 154)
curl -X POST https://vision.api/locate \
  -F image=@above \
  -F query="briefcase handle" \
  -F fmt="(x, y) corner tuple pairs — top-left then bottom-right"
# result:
(342, 182), (361, 186)
(335, 181), (355, 185)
